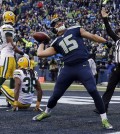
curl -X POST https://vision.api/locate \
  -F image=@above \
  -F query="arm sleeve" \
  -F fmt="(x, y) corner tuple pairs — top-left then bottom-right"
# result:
(103, 17), (119, 42)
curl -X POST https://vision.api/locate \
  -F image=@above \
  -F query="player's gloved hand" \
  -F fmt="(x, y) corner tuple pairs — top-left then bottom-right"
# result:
(12, 101), (18, 111)
(12, 106), (18, 111)
(23, 53), (29, 59)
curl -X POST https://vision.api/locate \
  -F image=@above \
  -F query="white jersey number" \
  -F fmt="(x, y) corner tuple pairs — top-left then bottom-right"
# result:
(59, 34), (78, 54)
(22, 77), (36, 93)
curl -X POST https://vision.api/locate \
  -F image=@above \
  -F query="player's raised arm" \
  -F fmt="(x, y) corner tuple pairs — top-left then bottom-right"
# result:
(80, 28), (106, 43)
(32, 32), (57, 58)
(37, 43), (57, 58)
(9, 39), (29, 57)
(101, 7), (119, 42)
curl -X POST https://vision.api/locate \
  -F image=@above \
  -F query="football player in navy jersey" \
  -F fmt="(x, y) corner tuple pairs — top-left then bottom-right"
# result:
(32, 18), (113, 129)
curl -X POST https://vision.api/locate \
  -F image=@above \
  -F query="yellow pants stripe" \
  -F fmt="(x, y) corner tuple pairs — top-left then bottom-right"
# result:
(1, 85), (14, 102)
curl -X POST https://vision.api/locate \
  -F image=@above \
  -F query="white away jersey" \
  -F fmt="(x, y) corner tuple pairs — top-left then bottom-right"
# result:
(0, 24), (15, 58)
(13, 69), (38, 104)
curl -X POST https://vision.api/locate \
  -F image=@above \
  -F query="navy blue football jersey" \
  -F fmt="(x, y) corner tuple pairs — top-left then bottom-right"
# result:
(51, 26), (90, 65)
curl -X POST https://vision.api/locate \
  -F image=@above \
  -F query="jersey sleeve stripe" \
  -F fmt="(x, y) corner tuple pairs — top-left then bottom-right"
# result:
(14, 72), (21, 75)
(3, 28), (14, 30)
(3, 29), (14, 32)
(14, 74), (21, 76)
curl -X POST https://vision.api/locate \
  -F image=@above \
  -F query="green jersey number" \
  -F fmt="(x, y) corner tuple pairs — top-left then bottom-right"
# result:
(22, 77), (36, 93)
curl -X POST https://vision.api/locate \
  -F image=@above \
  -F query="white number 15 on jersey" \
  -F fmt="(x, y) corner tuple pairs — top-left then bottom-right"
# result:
(59, 34), (78, 54)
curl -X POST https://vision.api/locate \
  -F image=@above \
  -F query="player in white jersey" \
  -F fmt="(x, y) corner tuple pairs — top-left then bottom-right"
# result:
(1, 57), (42, 111)
(0, 11), (28, 92)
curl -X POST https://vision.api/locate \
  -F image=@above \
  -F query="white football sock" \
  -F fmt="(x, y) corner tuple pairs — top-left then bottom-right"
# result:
(45, 107), (51, 114)
(100, 113), (107, 121)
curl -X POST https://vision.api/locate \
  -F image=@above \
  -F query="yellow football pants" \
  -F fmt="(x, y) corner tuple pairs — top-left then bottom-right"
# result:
(1, 57), (16, 79)
(1, 85), (30, 109)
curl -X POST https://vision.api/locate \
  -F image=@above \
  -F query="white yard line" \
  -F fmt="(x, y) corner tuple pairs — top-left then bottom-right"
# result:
(106, 132), (120, 134)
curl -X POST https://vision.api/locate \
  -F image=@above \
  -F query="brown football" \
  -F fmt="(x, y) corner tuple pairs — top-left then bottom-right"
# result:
(33, 32), (50, 43)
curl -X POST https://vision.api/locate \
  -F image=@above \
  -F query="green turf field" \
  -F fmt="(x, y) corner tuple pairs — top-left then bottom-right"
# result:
(3, 80), (120, 91)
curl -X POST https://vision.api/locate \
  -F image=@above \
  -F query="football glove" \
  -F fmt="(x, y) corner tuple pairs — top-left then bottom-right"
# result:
(12, 101), (18, 111)
(12, 106), (18, 111)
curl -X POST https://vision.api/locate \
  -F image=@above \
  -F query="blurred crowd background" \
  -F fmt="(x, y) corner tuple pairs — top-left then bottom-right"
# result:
(0, 0), (120, 84)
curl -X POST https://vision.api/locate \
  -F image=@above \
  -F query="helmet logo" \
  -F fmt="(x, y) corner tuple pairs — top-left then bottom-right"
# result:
(17, 57), (29, 69)
(3, 11), (15, 24)
(19, 58), (24, 62)
(9, 13), (13, 16)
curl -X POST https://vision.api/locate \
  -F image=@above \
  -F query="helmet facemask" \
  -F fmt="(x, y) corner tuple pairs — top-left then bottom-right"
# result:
(51, 18), (66, 34)
(55, 22), (66, 33)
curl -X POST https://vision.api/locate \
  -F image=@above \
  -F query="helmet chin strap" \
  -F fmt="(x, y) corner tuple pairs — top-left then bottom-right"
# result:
(56, 24), (66, 32)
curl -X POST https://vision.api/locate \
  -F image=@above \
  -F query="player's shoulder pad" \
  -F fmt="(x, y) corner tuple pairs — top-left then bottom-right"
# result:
(2, 24), (13, 28)
(14, 69), (23, 76)
(1, 24), (14, 31)
(67, 25), (81, 30)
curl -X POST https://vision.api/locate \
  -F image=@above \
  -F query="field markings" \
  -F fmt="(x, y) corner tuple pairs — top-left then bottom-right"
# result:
(106, 132), (120, 134)
(1, 96), (120, 108)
